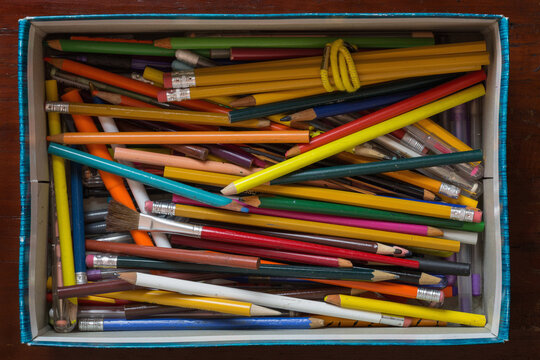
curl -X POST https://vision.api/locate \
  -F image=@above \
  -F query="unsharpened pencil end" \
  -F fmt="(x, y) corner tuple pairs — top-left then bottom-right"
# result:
(221, 183), (238, 196)
(46, 134), (63, 143)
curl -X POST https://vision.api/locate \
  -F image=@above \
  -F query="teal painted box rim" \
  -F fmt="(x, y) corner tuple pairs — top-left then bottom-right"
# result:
(18, 13), (509, 347)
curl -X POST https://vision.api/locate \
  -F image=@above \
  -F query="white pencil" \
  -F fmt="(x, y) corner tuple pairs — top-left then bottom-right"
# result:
(119, 272), (410, 327)
(439, 228), (478, 245)
(96, 114), (171, 248)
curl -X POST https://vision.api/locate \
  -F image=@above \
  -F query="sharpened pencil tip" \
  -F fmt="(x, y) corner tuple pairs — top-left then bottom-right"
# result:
(280, 115), (292, 122)
(221, 183), (238, 196)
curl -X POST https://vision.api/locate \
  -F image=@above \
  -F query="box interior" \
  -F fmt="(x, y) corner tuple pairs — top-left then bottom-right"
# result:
(25, 16), (503, 345)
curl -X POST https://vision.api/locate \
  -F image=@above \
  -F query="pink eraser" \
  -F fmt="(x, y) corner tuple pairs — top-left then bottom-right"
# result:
(85, 254), (94, 268)
(145, 200), (154, 213)
(163, 73), (173, 89)
(439, 290), (446, 303)
(471, 165), (479, 177)
(156, 90), (168, 103)
(402, 317), (412, 327)
(473, 210), (483, 223)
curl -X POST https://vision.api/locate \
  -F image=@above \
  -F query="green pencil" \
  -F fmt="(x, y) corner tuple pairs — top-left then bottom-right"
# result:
(242, 195), (485, 232)
(48, 39), (177, 57)
(270, 150), (484, 185)
(228, 74), (456, 123)
(154, 36), (435, 50)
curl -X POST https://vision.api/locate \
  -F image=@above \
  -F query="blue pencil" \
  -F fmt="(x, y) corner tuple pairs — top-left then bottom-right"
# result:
(78, 317), (324, 331)
(48, 143), (249, 213)
(70, 160), (87, 284)
(283, 89), (420, 122)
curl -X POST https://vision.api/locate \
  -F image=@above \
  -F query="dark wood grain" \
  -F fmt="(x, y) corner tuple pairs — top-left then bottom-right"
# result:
(1, 1), (539, 359)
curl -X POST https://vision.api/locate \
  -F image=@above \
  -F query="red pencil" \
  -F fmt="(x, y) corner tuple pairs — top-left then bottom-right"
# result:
(286, 70), (486, 157)
(169, 234), (353, 268)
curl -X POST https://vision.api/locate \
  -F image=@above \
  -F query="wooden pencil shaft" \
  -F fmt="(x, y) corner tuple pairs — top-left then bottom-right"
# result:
(50, 39), (177, 56)
(271, 150), (483, 185)
(124, 272), (403, 325)
(85, 239), (259, 270)
(169, 234), (346, 268)
(163, 36), (435, 50)
(185, 52), (489, 87)
(228, 74), (455, 123)
(57, 272), (215, 299)
(182, 41), (485, 75)
(49, 131), (309, 145)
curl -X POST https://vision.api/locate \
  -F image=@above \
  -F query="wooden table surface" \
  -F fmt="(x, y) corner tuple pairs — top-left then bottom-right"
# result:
(1, 1), (538, 359)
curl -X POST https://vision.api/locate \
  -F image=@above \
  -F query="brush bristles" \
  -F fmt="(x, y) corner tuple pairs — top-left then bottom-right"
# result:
(106, 200), (141, 232)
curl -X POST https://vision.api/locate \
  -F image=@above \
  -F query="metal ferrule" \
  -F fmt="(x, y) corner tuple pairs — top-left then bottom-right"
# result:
(380, 315), (406, 327)
(75, 272), (88, 285)
(92, 254), (118, 268)
(131, 73), (154, 85)
(450, 207), (476, 223)
(91, 232), (133, 243)
(175, 50), (201, 66)
(45, 101), (69, 113)
(149, 201), (177, 216)
(416, 287), (444, 302)
(78, 318), (104, 332)
(171, 73), (197, 88)
(401, 133), (425, 154)
(138, 213), (202, 237)
(164, 88), (191, 102)
(438, 182), (461, 199)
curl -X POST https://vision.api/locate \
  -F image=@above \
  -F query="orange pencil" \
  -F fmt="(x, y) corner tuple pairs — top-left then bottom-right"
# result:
(61, 90), (153, 247)
(44, 58), (228, 114)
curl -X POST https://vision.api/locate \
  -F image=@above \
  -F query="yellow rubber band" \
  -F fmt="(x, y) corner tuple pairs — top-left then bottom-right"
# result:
(319, 39), (361, 93)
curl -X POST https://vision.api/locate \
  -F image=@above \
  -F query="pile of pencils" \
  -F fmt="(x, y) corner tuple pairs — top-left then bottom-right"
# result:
(45, 32), (488, 333)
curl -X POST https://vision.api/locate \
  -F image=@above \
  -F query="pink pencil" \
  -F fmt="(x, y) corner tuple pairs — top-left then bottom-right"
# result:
(171, 195), (443, 237)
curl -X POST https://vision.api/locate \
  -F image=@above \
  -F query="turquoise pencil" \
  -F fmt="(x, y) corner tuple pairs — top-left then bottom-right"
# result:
(47, 143), (247, 212)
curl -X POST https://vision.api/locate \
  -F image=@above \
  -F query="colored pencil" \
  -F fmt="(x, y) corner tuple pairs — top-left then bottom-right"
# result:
(170, 234), (353, 268)
(113, 147), (261, 176)
(313, 315), (446, 327)
(85, 239), (259, 270)
(163, 167), (481, 223)
(271, 150), (483, 185)
(119, 272), (408, 326)
(100, 290), (281, 317)
(155, 36), (435, 50)
(149, 200), (460, 253)
(48, 39), (177, 56)
(61, 89), (154, 247)
(231, 88), (330, 107)
(240, 196), (484, 232)
(57, 272), (218, 299)
(284, 90), (417, 122)
(228, 74), (453, 123)
(87, 254), (393, 282)
(47, 131), (308, 145)
(45, 101), (267, 128)
(47, 143), (247, 212)
(44, 58), (230, 114)
(221, 85), (486, 197)
(204, 144), (256, 169)
(78, 317), (325, 331)
(286, 71), (486, 157)
(173, 195), (442, 237)
(325, 294), (486, 327)
(56, 53), (172, 71)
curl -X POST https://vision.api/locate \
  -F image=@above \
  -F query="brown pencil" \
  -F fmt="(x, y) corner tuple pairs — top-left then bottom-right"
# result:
(85, 239), (260, 270)
(47, 131), (310, 145)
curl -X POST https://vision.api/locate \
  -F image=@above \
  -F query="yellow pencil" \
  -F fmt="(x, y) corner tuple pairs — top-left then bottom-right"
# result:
(220, 85), (486, 197)
(46, 80), (76, 290)
(163, 202), (460, 252)
(164, 167), (481, 222)
(325, 294), (486, 327)
(100, 290), (280, 317)
(142, 66), (164, 87)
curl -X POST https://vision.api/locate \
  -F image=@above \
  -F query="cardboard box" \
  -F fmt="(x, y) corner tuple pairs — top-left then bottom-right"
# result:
(18, 13), (510, 346)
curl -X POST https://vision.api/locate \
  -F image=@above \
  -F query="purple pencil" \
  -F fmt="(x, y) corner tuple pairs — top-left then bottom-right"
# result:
(171, 195), (443, 237)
